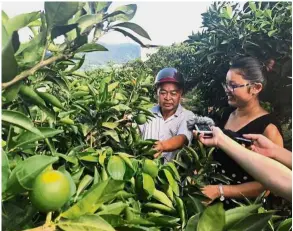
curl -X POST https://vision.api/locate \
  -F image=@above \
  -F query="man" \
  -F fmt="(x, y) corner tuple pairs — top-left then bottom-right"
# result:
(139, 67), (195, 162)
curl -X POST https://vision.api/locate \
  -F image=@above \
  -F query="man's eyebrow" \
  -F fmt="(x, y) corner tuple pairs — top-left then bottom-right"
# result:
(160, 89), (179, 91)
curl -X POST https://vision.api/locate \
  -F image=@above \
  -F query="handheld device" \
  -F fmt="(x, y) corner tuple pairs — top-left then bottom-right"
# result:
(194, 124), (213, 137)
(234, 137), (253, 146)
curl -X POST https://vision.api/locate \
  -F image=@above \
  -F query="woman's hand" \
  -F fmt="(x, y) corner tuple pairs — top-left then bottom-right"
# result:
(243, 134), (277, 159)
(201, 185), (220, 205)
(193, 126), (225, 148)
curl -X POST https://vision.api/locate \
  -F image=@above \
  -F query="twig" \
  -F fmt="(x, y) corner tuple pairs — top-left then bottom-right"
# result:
(2, 54), (72, 89)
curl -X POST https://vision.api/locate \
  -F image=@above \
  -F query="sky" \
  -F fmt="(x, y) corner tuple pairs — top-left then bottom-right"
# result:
(1, 1), (212, 46)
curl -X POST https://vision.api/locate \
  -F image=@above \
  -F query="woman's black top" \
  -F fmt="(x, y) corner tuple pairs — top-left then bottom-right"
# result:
(212, 108), (282, 209)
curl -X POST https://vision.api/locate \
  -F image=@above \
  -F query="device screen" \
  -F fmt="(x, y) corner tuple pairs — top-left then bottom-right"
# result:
(195, 124), (212, 132)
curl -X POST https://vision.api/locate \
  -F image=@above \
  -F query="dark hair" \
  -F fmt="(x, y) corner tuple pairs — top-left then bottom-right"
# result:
(230, 57), (267, 89)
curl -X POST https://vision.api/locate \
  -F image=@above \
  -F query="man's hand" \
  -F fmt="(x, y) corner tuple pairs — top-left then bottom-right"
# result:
(193, 127), (224, 148)
(153, 141), (164, 158)
(201, 185), (220, 205)
(243, 134), (277, 159)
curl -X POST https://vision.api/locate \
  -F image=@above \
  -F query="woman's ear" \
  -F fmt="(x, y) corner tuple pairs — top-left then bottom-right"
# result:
(251, 83), (263, 95)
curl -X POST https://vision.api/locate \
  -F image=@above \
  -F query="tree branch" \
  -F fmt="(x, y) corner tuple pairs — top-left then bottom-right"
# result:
(2, 53), (72, 89)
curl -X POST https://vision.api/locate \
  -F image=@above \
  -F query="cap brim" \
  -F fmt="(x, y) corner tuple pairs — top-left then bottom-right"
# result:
(158, 77), (179, 83)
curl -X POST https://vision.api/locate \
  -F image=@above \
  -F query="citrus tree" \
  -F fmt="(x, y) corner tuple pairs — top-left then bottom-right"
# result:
(2, 2), (292, 231)
(146, 1), (292, 125)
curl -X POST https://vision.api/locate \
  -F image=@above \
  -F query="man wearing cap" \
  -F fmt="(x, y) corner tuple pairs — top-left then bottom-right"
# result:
(139, 67), (195, 162)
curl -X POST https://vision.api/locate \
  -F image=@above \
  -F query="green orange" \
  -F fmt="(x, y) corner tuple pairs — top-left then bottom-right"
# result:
(29, 170), (71, 212)
(135, 114), (147, 125)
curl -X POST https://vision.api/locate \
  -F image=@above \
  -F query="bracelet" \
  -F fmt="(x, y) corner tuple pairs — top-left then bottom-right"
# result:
(218, 184), (225, 201)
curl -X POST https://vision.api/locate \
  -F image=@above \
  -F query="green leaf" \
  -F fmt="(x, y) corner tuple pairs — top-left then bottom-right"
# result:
(107, 156), (126, 180)
(2, 110), (44, 137)
(277, 218), (292, 231)
(56, 153), (78, 165)
(142, 173), (155, 196)
(103, 130), (120, 142)
(79, 155), (99, 162)
(188, 195), (205, 213)
(45, 2), (79, 29)
(2, 25), (18, 83)
(62, 180), (110, 219)
(268, 29), (278, 37)
(102, 122), (119, 129)
(229, 212), (274, 231)
(110, 4), (137, 22)
(113, 27), (146, 47)
(13, 127), (63, 150)
(152, 189), (174, 209)
(99, 214), (124, 228)
(226, 5), (233, 19)
(186, 213), (200, 231)
(72, 167), (85, 184)
(110, 104), (131, 112)
(76, 14), (103, 35)
(163, 169), (179, 196)
(2, 202), (36, 230)
(65, 55), (85, 73)
(2, 10), (9, 24)
(98, 201), (127, 216)
(221, 39), (230, 44)
(93, 167), (100, 185)
(165, 162), (180, 181)
(75, 43), (108, 53)
(249, 2), (257, 11)
(225, 204), (262, 229)
(2, 81), (22, 103)
(197, 203), (225, 231)
(2, 150), (11, 193)
(51, 23), (78, 39)
(142, 159), (158, 178)
(264, 9), (272, 19)
(5, 155), (58, 195)
(57, 215), (115, 231)
(5, 11), (40, 36)
(113, 22), (151, 40)
(108, 82), (119, 92)
(95, 2), (112, 13)
(148, 215), (180, 227)
(16, 155), (59, 190)
(74, 175), (93, 202)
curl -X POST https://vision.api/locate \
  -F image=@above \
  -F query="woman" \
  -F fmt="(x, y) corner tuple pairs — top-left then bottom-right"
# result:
(195, 127), (291, 202)
(200, 57), (283, 209)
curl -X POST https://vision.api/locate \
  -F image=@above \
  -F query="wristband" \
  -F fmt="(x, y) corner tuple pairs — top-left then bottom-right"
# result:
(218, 184), (225, 201)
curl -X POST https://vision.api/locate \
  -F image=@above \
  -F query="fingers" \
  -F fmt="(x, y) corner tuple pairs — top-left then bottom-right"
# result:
(243, 134), (259, 140)
(153, 151), (162, 158)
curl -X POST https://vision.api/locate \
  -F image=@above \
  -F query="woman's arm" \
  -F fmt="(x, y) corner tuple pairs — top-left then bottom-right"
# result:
(244, 133), (292, 169)
(195, 128), (292, 201)
(263, 123), (283, 147)
(202, 182), (268, 204)
(222, 182), (268, 198)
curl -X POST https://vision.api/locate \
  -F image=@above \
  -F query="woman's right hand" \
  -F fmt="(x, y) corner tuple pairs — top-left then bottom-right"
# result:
(243, 134), (277, 159)
(193, 126), (225, 148)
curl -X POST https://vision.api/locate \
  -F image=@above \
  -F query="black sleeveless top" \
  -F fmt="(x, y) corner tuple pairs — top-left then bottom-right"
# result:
(212, 108), (282, 209)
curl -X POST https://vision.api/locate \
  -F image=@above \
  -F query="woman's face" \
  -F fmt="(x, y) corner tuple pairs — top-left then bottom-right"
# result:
(224, 69), (257, 107)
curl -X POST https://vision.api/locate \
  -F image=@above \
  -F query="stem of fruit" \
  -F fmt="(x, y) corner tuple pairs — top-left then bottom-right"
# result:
(45, 211), (52, 225)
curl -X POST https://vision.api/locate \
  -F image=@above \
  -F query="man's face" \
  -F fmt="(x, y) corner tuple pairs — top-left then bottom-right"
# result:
(157, 82), (182, 113)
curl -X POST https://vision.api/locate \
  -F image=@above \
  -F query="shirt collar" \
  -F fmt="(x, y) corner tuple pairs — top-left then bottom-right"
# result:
(152, 104), (183, 118)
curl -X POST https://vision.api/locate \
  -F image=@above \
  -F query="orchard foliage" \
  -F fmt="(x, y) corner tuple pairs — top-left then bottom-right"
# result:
(1, 1), (292, 231)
